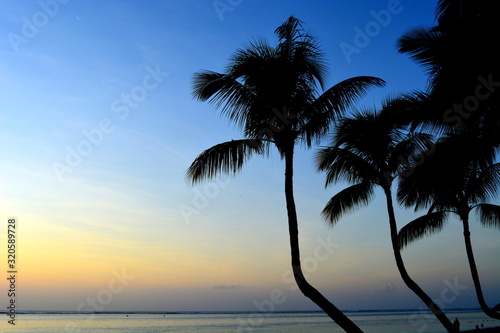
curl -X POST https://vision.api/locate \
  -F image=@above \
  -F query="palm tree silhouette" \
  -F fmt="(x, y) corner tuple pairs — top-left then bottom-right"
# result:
(398, 133), (500, 320)
(315, 100), (458, 333)
(186, 16), (384, 332)
(397, 0), (500, 143)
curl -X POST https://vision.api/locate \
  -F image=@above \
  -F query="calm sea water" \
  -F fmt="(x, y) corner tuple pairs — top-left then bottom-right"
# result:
(0, 310), (498, 332)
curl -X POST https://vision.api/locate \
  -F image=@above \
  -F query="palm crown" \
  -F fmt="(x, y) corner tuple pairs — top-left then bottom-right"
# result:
(397, 135), (500, 319)
(188, 16), (384, 183)
(316, 99), (429, 223)
(316, 102), (459, 332)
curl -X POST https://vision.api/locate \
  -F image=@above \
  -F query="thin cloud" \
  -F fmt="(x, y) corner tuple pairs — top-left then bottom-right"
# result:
(377, 283), (397, 295)
(212, 285), (243, 291)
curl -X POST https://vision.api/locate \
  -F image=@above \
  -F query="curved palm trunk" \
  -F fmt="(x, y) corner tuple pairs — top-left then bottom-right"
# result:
(383, 187), (457, 333)
(284, 147), (363, 333)
(461, 214), (500, 319)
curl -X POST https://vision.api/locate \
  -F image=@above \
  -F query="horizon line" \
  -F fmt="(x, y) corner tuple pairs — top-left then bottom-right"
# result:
(0, 308), (482, 315)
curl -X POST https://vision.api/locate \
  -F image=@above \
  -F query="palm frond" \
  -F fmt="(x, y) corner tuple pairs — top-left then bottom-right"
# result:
(228, 38), (275, 78)
(397, 26), (444, 76)
(470, 163), (500, 203)
(301, 76), (386, 146)
(390, 132), (434, 177)
(476, 204), (500, 229)
(398, 211), (449, 249)
(326, 102), (410, 177)
(322, 182), (375, 225)
(377, 90), (442, 132)
(275, 15), (302, 42)
(436, 0), (454, 23)
(397, 168), (440, 212)
(192, 71), (256, 129)
(396, 136), (462, 211)
(316, 147), (379, 186)
(274, 15), (328, 89)
(186, 139), (267, 184)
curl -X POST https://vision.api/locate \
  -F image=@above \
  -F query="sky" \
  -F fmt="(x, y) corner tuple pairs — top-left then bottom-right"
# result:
(0, 0), (499, 317)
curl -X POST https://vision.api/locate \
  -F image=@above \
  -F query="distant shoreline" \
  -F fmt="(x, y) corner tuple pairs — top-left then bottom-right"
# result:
(0, 308), (484, 315)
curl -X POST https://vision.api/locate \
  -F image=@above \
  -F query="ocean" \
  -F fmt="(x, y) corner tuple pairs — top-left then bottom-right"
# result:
(0, 309), (498, 332)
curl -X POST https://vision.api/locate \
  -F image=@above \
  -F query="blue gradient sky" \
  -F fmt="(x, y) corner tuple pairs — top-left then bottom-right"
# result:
(0, 0), (498, 314)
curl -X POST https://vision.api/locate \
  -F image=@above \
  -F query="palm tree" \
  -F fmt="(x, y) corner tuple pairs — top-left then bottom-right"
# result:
(397, 0), (500, 319)
(397, 0), (500, 144)
(186, 16), (384, 332)
(398, 134), (500, 320)
(315, 101), (459, 333)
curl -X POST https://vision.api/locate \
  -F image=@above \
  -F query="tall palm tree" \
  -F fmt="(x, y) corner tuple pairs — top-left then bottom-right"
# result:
(186, 16), (384, 332)
(398, 134), (500, 320)
(397, 0), (500, 318)
(315, 101), (459, 333)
